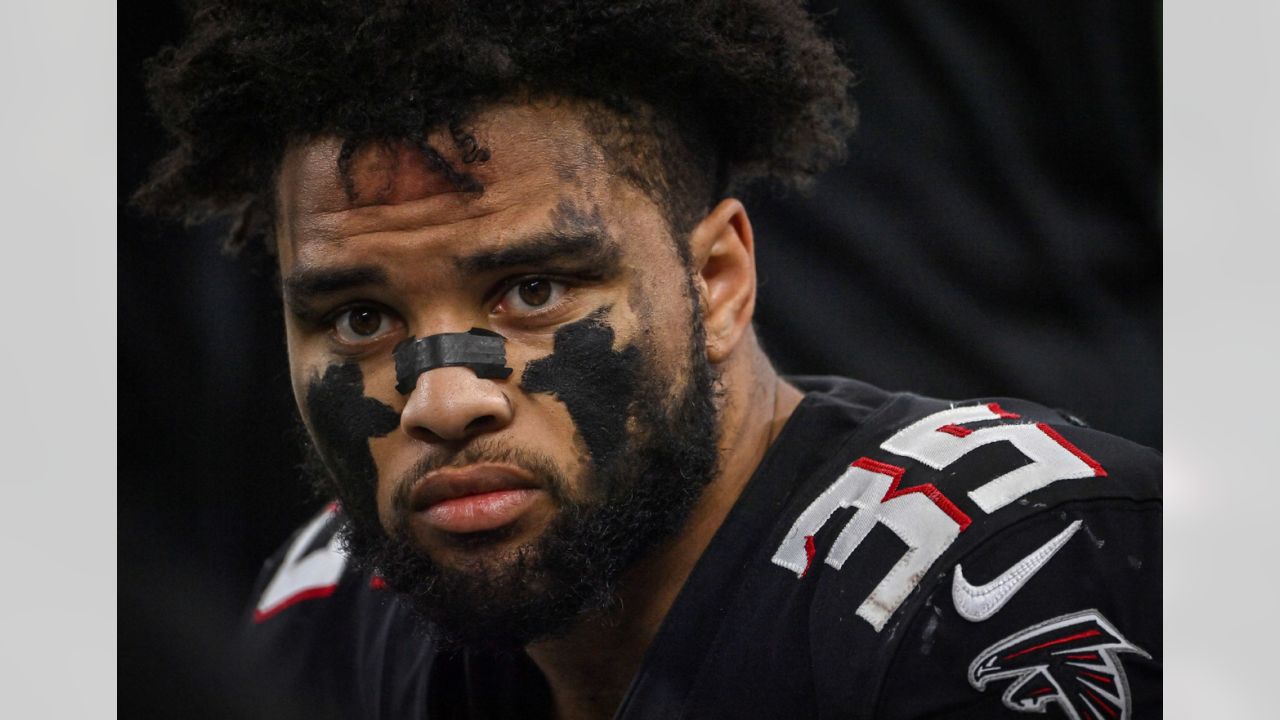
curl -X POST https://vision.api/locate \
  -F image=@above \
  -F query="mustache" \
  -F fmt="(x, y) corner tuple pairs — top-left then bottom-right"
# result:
(389, 438), (571, 514)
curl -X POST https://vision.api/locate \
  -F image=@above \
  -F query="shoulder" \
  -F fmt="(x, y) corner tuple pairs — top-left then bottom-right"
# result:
(237, 504), (435, 719)
(250, 504), (353, 624)
(764, 389), (1160, 716)
(873, 501), (1160, 719)
(246, 503), (388, 632)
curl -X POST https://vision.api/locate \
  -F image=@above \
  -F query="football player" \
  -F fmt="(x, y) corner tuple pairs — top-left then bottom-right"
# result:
(138, 2), (1160, 718)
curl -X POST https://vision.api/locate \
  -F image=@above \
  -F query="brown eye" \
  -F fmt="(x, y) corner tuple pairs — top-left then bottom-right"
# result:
(348, 308), (383, 335)
(518, 279), (553, 307)
(498, 277), (566, 315)
(334, 307), (394, 343)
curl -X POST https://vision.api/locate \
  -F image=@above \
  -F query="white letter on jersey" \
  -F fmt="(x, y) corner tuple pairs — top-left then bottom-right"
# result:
(771, 457), (971, 631)
(881, 403), (1106, 513)
(254, 506), (348, 622)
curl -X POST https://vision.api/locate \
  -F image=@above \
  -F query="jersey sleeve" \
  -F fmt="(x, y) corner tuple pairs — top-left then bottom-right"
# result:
(776, 392), (1163, 718)
(872, 497), (1161, 719)
(234, 504), (379, 719)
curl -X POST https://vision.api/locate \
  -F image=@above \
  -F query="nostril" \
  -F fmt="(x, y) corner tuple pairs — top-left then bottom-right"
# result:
(404, 424), (446, 444)
(464, 415), (497, 434)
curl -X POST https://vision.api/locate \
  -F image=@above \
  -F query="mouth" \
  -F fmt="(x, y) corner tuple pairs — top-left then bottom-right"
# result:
(408, 463), (546, 535)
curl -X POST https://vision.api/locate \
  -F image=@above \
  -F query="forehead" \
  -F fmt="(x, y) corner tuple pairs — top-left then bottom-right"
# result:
(274, 101), (653, 268)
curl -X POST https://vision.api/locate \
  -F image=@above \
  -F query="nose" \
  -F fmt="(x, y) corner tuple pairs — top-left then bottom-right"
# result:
(399, 366), (513, 443)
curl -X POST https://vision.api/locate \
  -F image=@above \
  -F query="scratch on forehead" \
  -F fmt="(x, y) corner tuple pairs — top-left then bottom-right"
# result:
(278, 137), (482, 240)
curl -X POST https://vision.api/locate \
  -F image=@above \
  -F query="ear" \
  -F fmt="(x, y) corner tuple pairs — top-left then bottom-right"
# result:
(687, 198), (757, 364)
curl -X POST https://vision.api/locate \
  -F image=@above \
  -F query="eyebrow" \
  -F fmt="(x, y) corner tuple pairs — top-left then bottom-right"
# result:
(282, 230), (623, 318)
(453, 231), (622, 275)
(283, 265), (389, 316)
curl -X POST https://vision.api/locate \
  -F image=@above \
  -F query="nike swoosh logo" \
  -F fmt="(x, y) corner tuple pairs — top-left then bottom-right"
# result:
(952, 520), (1082, 622)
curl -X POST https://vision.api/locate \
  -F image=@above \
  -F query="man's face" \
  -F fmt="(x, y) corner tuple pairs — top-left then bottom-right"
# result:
(275, 101), (721, 647)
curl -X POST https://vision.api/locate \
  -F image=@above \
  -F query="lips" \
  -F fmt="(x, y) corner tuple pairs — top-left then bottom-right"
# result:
(408, 463), (545, 535)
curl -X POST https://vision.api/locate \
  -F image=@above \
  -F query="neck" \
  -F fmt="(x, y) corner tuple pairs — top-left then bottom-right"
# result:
(525, 333), (803, 720)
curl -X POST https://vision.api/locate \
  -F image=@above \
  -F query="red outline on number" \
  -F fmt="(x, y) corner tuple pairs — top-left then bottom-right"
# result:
(852, 457), (972, 531)
(936, 424), (974, 437)
(800, 535), (818, 577)
(988, 403), (1021, 419)
(1036, 423), (1107, 477)
(253, 584), (338, 623)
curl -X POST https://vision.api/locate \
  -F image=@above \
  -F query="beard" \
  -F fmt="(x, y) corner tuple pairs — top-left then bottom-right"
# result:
(303, 309), (722, 651)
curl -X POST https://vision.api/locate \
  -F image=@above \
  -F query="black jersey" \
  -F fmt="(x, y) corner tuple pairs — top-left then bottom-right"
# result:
(241, 377), (1161, 719)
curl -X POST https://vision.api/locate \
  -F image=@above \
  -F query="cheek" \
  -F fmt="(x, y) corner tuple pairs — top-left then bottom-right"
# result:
(628, 262), (699, 372)
(519, 308), (645, 472)
(368, 435), (402, 523)
(303, 363), (401, 504)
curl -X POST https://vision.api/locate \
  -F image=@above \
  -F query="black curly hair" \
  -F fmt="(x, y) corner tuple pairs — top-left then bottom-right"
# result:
(137, 0), (857, 264)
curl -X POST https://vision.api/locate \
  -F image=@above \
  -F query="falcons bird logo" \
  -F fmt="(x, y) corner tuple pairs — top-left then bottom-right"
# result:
(968, 610), (1150, 720)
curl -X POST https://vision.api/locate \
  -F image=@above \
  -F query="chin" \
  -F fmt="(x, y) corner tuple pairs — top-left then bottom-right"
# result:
(423, 524), (543, 566)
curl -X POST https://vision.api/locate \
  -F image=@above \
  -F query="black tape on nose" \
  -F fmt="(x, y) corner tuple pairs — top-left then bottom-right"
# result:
(393, 327), (513, 394)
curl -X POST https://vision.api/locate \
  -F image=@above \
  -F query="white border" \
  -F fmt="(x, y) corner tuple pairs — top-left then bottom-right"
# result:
(1164, 2), (1280, 718)
(2, 0), (1269, 715)
(0, 1), (118, 715)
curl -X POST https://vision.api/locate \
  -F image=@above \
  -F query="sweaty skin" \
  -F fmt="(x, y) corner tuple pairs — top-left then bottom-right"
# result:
(521, 308), (642, 473)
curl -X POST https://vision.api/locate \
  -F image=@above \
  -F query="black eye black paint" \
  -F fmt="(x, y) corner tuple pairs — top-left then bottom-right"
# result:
(306, 363), (400, 498)
(520, 308), (642, 471)
(393, 327), (513, 394)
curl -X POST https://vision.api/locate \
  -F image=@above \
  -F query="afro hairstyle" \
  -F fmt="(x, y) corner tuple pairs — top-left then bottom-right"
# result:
(136, 0), (858, 264)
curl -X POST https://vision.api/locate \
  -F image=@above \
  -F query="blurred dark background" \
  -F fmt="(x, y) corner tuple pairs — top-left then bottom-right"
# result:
(120, 1), (1160, 716)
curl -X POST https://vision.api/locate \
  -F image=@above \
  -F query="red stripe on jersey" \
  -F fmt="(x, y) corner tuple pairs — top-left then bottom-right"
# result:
(253, 584), (338, 623)
(1003, 628), (1102, 660)
(1037, 423), (1108, 477)
(1084, 688), (1119, 718)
